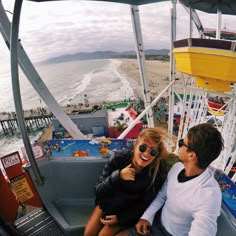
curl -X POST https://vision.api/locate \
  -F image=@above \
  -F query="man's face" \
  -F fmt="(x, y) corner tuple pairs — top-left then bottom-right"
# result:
(178, 136), (191, 162)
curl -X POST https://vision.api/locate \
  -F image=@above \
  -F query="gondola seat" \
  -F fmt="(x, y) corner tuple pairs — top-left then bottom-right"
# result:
(25, 157), (106, 236)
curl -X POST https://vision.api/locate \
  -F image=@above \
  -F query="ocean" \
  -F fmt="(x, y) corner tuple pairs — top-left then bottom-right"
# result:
(0, 59), (135, 158)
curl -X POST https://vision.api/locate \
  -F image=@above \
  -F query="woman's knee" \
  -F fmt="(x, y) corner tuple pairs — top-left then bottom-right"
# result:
(115, 231), (129, 236)
(84, 223), (103, 236)
(116, 227), (139, 236)
(98, 225), (121, 236)
(84, 228), (96, 236)
(84, 224), (100, 236)
(84, 206), (103, 236)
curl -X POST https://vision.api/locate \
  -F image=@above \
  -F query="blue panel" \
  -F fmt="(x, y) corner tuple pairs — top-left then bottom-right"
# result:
(49, 138), (127, 157)
(218, 174), (236, 218)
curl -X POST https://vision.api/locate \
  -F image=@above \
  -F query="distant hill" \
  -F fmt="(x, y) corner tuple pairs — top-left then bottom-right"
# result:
(39, 49), (170, 64)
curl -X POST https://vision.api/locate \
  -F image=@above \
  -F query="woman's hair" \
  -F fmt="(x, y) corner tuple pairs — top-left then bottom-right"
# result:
(134, 127), (169, 185)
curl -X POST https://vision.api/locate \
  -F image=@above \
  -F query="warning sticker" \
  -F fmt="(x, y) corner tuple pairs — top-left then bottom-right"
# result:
(2, 153), (20, 168)
(10, 175), (34, 202)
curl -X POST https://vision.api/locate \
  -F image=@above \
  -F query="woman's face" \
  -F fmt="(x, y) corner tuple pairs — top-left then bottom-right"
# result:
(133, 137), (159, 169)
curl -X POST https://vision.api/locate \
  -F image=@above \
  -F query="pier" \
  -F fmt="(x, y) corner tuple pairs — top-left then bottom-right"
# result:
(0, 103), (95, 136)
(0, 108), (54, 135)
(0, 100), (139, 136)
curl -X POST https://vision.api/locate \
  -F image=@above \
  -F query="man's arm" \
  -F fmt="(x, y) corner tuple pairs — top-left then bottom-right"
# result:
(141, 180), (167, 224)
(136, 180), (167, 235)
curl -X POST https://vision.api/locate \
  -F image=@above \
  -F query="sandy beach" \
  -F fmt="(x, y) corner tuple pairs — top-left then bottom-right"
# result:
(119, 58), (182, 99)
(0, 58), (178, 142)
(38, 59), (178, 141)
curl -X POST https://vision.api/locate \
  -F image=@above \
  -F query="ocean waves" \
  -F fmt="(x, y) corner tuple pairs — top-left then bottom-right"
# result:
(0, 58), (135, 157)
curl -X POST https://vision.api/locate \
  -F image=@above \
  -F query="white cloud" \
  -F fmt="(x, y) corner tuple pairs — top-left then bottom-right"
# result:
(0, 0), (235, 66)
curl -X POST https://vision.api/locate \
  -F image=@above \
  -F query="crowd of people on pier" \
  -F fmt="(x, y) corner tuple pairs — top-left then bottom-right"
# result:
(0, 107), (50, 121)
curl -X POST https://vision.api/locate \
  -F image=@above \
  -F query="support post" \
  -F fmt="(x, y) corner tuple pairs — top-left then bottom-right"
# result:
(168, 0), (177, 136)
(130, 5), (154, 128)
(10, 0), (43, 185)
(216, 1), (222, 39)
(0, 1), (85, 139)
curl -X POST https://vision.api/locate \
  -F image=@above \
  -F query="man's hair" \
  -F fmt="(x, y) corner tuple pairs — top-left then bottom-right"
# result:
(187, 123), (224, 169)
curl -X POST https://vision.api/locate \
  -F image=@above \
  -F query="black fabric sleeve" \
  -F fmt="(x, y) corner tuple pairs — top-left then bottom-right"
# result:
(117, 201), (146, 226)
(94, 152), (122, 199)
(116, 186), (156, 226)
(117, 160), (170, 227)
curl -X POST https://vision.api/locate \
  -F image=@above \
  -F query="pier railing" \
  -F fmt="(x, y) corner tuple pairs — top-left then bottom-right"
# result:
(0, 113), (54, 135)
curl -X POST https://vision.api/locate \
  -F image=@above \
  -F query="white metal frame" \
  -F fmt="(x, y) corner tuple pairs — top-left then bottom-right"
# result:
(0, 0), (235, 181)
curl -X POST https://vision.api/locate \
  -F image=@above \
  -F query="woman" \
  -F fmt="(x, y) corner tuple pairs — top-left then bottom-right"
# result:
(84, 128), (173, 236)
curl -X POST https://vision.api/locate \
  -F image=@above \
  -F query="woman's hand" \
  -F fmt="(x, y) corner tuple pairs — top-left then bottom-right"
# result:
(136, 219), (150, 235)
(100, 214), (118, 225)
(120, 164), (136, 181)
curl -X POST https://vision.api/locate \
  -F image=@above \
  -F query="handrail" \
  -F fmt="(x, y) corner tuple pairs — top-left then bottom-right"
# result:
(118, 79), (177, 139)
(10, 0), (43, 185)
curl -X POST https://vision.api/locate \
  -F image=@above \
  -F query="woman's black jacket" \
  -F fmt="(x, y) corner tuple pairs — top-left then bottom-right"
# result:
(94, 149), (170, 227)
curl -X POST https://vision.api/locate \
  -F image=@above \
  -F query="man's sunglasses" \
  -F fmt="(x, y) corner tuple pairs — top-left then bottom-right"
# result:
(139, 144), (160, 157)
(178, 139), (195, 152)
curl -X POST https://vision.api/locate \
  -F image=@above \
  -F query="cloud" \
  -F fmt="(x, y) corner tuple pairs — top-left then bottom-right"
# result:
(0, 0), (235, 65)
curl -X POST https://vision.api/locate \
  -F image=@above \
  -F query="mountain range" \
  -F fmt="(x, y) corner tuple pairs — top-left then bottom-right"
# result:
(40, 49), (169, 64)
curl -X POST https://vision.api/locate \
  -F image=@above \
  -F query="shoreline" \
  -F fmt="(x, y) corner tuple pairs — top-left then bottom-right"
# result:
(0, 58), (178, 116)
(0, 58), (176, 119)
(1, 58), (176, 141)
(118, 59), (182, 99)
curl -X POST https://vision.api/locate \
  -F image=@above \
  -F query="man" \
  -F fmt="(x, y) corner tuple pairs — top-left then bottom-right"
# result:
(136, 123), (224, 236)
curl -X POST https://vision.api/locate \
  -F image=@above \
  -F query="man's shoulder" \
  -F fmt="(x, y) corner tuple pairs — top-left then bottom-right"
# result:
(170, 162), (183, 172)
(166, 162), (183, 179)
(194, 170), (222, 203)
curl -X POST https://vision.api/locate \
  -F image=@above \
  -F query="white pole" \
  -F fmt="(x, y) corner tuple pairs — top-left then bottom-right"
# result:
(216, 7), (222, 39)
(189, 7), (193, 38)
(0, 2), (85, 139)
(130, 5), (154, 128)
(168, 0), (177, 136)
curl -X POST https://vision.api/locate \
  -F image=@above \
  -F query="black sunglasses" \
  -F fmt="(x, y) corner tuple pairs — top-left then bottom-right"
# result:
(139, 144), (160, 157)
(178, 139), (195, 152)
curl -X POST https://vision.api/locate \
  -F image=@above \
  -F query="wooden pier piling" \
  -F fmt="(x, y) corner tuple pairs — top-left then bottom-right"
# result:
(0, 114), (54, 135)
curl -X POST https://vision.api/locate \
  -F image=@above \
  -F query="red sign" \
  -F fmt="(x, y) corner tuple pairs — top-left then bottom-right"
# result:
(1, 152), (20, 168)
(1, 151), (43, 208)
(0, 169), (19, 223)
(1, 152), (22, 179)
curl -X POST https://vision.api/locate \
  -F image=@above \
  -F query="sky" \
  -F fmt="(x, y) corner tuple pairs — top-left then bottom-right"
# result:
(0, 0), (235, 72)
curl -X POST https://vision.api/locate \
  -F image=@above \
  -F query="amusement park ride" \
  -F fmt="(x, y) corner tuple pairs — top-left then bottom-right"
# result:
(0, 0), (236, 235)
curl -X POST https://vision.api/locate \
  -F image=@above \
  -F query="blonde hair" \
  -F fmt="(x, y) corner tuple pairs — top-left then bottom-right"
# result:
(134, 127), (169, 185)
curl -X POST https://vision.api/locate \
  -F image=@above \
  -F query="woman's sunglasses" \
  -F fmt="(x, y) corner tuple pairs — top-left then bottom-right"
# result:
(138, 144), (160, 157)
